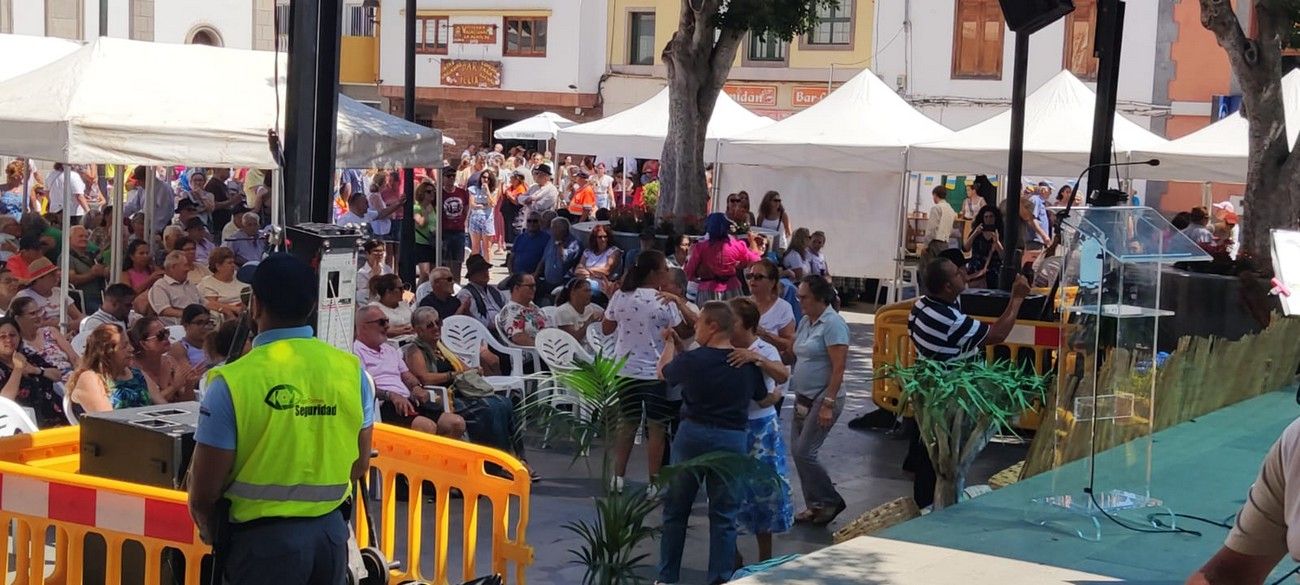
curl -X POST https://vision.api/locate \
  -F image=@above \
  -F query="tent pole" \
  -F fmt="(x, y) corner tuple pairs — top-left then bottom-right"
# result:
(21, 159), (31, 212)
(435, 171), (443, 270)
(110, 164), (124, 284)
(144, 168), (157, 261)
(893, 158), (911, 304)
(60, 166), (71, 331)
(272, 169), (284, 231)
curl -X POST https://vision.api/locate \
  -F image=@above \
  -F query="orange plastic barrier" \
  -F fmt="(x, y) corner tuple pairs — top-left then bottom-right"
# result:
(0, 423), (534, 585)
(872, 300), (1066, 429)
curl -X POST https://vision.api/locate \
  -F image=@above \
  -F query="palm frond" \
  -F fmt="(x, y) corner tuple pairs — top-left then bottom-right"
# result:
(890, 357), (1047, 433)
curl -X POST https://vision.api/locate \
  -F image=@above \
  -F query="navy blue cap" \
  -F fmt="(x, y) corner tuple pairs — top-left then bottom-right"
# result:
(238, 253), (316, 319)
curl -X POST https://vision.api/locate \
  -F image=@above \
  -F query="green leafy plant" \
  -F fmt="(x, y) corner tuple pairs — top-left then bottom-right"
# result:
(519, 354), (782, 584)
(887, 358), (1047, 509)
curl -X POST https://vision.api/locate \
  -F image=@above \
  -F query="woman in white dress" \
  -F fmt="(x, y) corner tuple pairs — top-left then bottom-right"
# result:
(756, 191), (792, 251)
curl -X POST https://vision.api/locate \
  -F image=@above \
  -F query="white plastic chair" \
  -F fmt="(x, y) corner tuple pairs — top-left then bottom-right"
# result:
(440, 316), (526, 398)
(585, 322), (616, 357)
(62, 386), (78, 426)
(534, 328), (594, 451)
(71, 328), (91, 356)
(0, 396), (38, 434)
(167, 325), (185, 342)
(494, 311), (544, 374)
(540, 305), (559, 324)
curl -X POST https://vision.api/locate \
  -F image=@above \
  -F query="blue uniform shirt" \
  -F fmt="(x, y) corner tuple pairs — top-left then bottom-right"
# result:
(195, 326), (375, 450)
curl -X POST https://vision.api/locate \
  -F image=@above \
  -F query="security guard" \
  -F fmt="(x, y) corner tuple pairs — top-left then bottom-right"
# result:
(188, 253), (374, 584)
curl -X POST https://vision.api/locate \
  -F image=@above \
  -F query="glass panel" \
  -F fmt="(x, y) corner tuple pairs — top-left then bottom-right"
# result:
(506, 22), (520, 52)
(436, 19), (448, 48)
(535, 19), (547, 52)
(1026, 206), (1211, 541)
(832, 23), (850, 44)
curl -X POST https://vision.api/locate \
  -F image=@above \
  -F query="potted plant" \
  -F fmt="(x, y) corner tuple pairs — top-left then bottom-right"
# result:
(520, 355), (778, 584)
(888, 358), (1047, 509)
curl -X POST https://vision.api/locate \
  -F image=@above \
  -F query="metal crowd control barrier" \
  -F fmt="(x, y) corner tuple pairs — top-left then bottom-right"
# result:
(0, 423), (534, 584)
(872, 299), (1065, 430)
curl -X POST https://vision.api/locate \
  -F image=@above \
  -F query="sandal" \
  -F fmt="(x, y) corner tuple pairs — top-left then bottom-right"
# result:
(794, 509), (819, 523)
(812, 501), (848, 526)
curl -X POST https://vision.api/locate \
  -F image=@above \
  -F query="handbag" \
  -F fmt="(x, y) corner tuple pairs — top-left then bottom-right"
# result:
(451, 370), (496, 398)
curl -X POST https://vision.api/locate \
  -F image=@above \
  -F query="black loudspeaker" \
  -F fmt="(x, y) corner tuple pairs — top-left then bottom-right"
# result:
(998, 0), (1076, 34)
(80, 402), (199, 490)
(960, 288), (1048, 320)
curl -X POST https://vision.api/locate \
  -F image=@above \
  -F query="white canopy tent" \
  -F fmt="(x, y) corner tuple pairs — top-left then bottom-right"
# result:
(908, 70), (1172, 177)
(0, 37), (443, 168)
(493, 112), (576, 141)
(556, 88), (773, 159)
(715, 69), (954, 280)
(1128, 69), (1300, 183)
(0, 34), (81, 83)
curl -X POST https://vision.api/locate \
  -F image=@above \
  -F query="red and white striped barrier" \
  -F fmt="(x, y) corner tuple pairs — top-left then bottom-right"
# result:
(0, 473), (194, 544)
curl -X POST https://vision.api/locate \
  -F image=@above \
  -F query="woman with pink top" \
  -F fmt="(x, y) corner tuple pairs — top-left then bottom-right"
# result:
(684, 213), (761, 303)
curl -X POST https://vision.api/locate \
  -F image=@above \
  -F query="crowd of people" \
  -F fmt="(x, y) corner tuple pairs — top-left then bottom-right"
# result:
(0, 159), (273, 428)
(311, 145), (852, 582)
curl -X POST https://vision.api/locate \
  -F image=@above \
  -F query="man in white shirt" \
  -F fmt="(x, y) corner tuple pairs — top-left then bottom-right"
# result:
(123, 165), (176, 235)
(519, 164), (559, 221)
(337, 192), (379, 227)
(46, 163), (88, 221)
(921, 186), (957, 287)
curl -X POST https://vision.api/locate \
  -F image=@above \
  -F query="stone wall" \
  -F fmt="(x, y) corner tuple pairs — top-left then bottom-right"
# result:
(251, 0), (274, 50)
(45, 0), (81, 39)
(129, 0), (153, 41)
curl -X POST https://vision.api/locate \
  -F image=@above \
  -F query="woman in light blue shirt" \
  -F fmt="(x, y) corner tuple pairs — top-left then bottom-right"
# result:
(789, 276), (849, 526)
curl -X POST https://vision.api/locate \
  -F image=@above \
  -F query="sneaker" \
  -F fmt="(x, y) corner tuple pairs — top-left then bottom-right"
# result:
(610, 475), (625, 494)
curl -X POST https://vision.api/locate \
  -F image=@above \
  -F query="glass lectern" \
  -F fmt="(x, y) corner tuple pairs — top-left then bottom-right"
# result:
(1027, 206), (1211, 541)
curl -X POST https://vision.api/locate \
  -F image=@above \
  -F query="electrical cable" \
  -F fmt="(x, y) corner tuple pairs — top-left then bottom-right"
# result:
(1146, 512), (1233, 530)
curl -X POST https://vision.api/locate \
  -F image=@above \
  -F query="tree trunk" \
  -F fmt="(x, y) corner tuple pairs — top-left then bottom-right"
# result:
(1200, 0), (1300, 265)
(659, 0), (743, 220)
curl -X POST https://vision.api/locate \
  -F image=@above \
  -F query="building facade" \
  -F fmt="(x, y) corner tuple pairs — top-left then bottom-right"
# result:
(871, 0), (1164, 132)
(603, 0), (876, 119)
(375, 0), (608, 151)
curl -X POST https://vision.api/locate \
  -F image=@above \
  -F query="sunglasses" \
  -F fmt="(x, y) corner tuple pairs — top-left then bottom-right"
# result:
(423, 321), (441, 329)
(151, 330), (170, 342)
(368, 318), (390, 327)
(728, 198), (743, 204)
(189, 319), (214, 327)
(745, 273), (770, 281)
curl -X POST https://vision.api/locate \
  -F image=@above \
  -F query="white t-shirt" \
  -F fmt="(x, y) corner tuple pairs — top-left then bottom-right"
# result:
(593, 175), (615, 209)
(338, 209), (379, 230)
(759, 298), (795, 338)
(604, 288), (683, 380)
(1226, 417), (1300, 561)
(553, 302), (604, 328)
(783, 249), (807, 274)
(46, 170), (86, 215)
(15, 287), (74, 322)
(806, 251), (829, 277)
(365, 192), (393, 236)
(747, 338), (784, 419)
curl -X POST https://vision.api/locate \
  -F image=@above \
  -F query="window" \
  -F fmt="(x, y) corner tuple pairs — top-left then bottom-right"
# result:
(344, 4), (376, 38)
(807, 0), (853, 46)
(951, 0), (1004, 79)
(1063, 0), (1098, 79)
(275, 2), (289, 51)
(504, 16), (547, 57)
(749, 32), (787, 62)
(416, 16), (448, 54)
(628, 11), (656, 65)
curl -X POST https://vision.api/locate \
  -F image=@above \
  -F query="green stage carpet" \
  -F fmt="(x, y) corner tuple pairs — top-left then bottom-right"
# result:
(880, 389), (1300, 582)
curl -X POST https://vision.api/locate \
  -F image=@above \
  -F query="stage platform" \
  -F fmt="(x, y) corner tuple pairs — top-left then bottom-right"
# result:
(881, 389), (1300, 582)
(737, 389), (1300, 583)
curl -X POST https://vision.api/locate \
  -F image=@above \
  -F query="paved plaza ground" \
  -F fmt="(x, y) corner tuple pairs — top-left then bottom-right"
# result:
(387, 306), (1028, 584)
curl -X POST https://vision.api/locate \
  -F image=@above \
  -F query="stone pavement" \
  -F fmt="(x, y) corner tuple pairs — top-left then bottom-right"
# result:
(386, 302), (1028, 584)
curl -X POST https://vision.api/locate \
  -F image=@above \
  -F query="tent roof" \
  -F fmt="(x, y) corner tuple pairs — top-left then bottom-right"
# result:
(493, 111), (576, 141)
(1128, 69), (1300, 183)
(718, 69), (953, 173)
(556, 88), (773, 159)
(0, 34), (81, 83)
(908, 70), (1171, 176)
(0, 37), (442, 168)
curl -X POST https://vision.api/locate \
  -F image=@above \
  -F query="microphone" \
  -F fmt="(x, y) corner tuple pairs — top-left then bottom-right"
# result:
(1067, 159), (1160, 210)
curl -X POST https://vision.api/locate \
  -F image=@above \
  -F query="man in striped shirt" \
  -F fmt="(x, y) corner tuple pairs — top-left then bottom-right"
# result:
(902, 258), (1028, 506)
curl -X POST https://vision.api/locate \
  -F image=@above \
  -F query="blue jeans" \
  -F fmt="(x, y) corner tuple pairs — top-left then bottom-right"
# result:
(657, 419), (747, 584)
